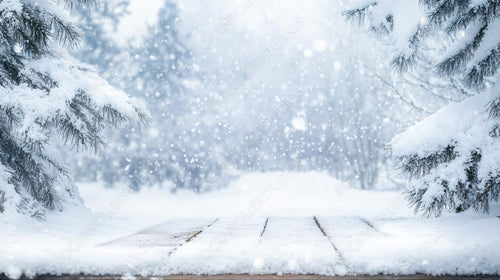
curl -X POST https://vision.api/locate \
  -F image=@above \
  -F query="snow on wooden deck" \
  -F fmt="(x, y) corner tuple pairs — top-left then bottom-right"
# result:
(2, 215), (499, 278)
(257, 217), (344, 275)
(101, 216), (345, 275)
(97, 215), (500, 276)
(101, 218), (218, 249)
(167, 217), (267, 273)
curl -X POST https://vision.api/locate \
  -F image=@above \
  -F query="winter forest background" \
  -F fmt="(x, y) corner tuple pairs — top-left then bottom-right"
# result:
(71, 0), (433, 191)
(1, 0), (499, 220)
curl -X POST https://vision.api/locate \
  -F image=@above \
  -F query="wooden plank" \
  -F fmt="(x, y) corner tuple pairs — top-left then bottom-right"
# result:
(25, 274), (500, 280)
(167, 217), (267, 265)
(99, 218), (218, 249)
(257, 217), (344, 275)
(314, 216), (387, 254)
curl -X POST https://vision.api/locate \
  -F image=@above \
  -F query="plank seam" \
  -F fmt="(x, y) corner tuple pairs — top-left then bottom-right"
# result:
(313, 216), (346, 264)
(359, 217), (388, 237)
(260, 217), (269, 238)
(168, 218), (220, 256)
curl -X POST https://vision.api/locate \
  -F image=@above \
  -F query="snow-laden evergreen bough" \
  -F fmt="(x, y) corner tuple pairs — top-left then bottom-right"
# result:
(0, 0), (148, 218)
(344, 0), (500, 216)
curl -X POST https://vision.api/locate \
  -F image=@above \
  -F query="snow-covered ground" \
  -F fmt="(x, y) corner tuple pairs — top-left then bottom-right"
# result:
(1, 172), (499, 278)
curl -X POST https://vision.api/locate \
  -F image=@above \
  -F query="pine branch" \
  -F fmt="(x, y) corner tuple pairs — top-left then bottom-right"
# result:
(446, 1), (500, 33)
(437, 24), (487, 76)
(342, 2), (377, 25)
(396, 145), (457, 179)
(464, 43), (500, 88)
(487, 95), (500, 119)
(474, 173), (500, 212)
(60, 0), (97, 10)
(48, 13), (82, 49)
(425, 0), (470, 28)
(0, 128), (61, 210)
(405, 183), (451, 217)
(17, 6), (51, 57)
(391, 24), (432, 73)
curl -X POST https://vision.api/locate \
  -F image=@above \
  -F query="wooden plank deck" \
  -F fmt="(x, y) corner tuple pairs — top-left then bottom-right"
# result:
(9, 274), (499, 280)
(2, 216), (497, 280)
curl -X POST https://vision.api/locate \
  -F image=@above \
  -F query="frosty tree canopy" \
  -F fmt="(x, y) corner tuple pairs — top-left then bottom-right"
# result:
(345, 0), (500, 216)
(0, 0), (148, 217)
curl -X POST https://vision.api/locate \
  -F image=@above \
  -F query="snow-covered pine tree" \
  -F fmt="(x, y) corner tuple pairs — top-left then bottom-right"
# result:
(84, 0), (226, 192)
(0, 0), (148, 217)
(344, 0), (500, 216)
(73, 0), (129, 80)
(112, 0), (195, 190)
